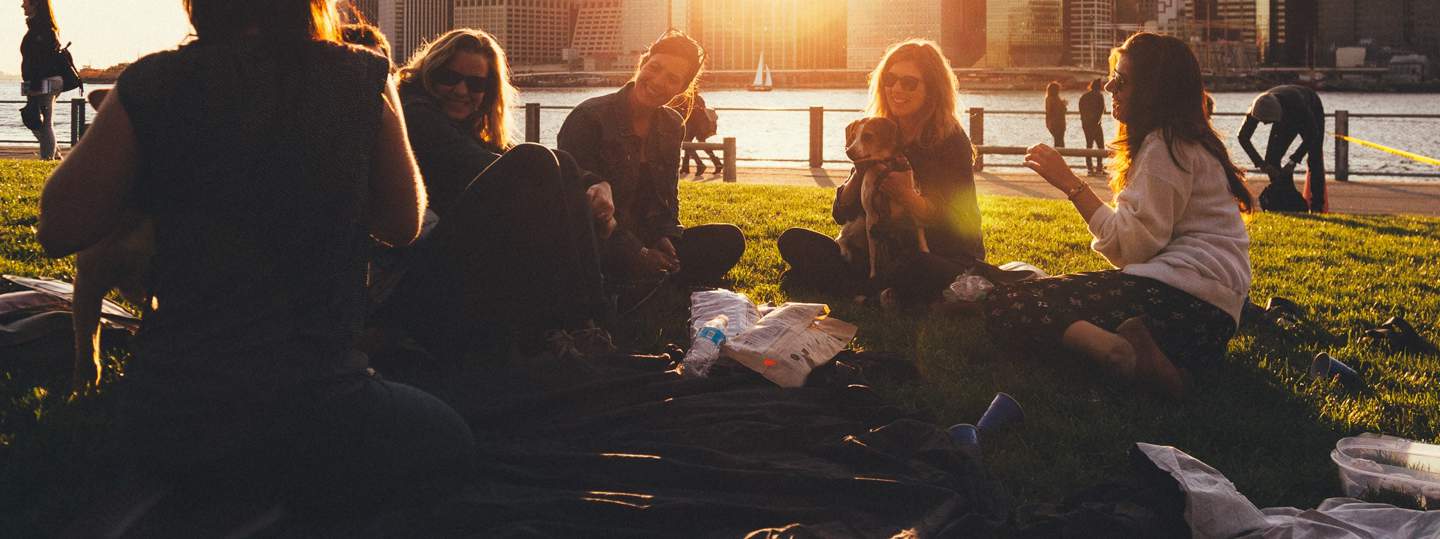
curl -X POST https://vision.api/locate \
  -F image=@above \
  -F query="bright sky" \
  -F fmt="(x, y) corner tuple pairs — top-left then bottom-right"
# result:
(3, 1), (192, 76)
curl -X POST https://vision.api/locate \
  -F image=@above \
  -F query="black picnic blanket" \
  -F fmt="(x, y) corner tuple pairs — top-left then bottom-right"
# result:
(386, 351), (1006, 537)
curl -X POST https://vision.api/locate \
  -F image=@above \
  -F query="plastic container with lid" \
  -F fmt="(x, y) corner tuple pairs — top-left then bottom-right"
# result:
(1331, 433), (1440, 508)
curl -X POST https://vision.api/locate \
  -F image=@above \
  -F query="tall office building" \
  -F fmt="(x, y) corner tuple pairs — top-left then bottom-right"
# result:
(622, 0), (691, 58)
(689, 0), (847, 71)
(1066, 0), (1114, 68)
(379, 0), (454, 64)
(1318, 0), (1439, 64)
(846, 0), (984, 69)
(454, 0), (573, 66)
(985, 0), (1065, 67)
(571, 0), (624, 65)
(1259, 0), (1315, 66)
(349, 0), (381, 23)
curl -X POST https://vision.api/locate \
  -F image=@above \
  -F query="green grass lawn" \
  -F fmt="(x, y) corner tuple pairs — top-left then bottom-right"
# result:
(3, 157), (1439, 527)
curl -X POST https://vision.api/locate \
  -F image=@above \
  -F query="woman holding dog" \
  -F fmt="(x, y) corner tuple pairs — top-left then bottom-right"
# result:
(37, 0), (473, 530)
(377, 28), (610, 364)
(558, 31), (746, 290)
(778, 39), (986, 306)
(988, 32), (1254, 399)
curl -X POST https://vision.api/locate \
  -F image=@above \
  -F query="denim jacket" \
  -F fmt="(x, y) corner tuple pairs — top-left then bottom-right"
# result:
(557, 83), (684, 257)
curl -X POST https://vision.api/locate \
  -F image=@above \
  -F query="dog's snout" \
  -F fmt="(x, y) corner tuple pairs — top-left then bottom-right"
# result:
(846, 146), (862, 161)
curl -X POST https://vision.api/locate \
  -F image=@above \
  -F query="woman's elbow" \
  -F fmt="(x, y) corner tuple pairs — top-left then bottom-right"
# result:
(369, 211), (422, 247)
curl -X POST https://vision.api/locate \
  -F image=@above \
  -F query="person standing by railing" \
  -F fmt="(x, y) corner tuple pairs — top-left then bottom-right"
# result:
(1044, 81), (1068, 149)
(558, 31), (745, 294)
(19, 0), (66, 160)
(678, 92), (724, 176)
(1079, 78), (1105, 175)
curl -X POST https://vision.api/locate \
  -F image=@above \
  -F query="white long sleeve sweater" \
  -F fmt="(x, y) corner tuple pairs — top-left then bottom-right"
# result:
(1086, 131), (1252, 324)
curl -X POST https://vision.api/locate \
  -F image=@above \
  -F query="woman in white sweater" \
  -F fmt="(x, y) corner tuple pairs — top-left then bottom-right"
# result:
(987, 32), (1255, 399)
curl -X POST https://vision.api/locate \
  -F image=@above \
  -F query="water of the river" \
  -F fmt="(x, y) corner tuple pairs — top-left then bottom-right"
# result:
(5, 83), (1437, 178)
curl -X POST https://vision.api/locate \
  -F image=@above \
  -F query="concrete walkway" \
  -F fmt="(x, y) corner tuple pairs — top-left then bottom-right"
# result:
(6, 145), (1438, 217)
(695, 165), (1440, 218)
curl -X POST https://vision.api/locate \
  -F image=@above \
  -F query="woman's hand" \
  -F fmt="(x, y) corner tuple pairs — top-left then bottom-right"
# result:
(1024, 144), (1083, 193)
(879, 169), (926, 215)
(638, 241), (680, 275)
(587, 182), (616, 238)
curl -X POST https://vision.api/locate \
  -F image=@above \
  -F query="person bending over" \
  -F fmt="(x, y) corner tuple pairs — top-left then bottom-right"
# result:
(778, 39), (986, 306)
(38, 0), (472, 531)
(991, 32), (1254, 400)
(377, 28), (609, 362)
(1238, 84), (1327, 212)
(558, 31), (745, 291)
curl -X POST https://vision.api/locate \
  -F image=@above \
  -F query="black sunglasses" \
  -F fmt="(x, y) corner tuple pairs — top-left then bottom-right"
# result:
(433, 67), (490, 92)
(881, 72), (922, 92)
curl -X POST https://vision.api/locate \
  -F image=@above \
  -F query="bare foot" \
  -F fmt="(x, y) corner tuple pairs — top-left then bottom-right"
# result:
(1116, 317), (1186, 400)
(1061, 321), (1136, 378)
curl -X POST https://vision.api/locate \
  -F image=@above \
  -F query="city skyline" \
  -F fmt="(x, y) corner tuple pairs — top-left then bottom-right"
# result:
(4, 0), (1437, 78)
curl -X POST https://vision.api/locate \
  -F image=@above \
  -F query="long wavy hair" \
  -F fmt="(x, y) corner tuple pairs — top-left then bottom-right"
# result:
(24, 0), (58, 32)
(1108, 33), (1254, 213)
(183, 0), (342, 43)
(398, 29), (517, 151)
(637, 30), (705, 122)
(865, 40), (964, 149)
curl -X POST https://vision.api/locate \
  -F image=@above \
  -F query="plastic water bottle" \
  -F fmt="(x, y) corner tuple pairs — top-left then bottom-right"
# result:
(683, 314), (729, 377)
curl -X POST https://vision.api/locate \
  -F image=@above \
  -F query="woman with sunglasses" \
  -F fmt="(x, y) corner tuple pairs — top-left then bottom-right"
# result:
(779, 39), (986, 306)
(558, 31), (745, 293)
(379, 28), (608, 365)
(985, 32), (1254, 400)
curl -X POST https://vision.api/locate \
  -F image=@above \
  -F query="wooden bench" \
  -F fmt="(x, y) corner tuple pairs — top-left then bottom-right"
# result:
(681, 137), (737, 182)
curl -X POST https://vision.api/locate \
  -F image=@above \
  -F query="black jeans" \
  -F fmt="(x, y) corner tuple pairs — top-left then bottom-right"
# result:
(380, 143), (607, 362)
(602, 223), (747, 287)
(983, 271), (1236, 370)
(777, 227), (980, 305)
(1083, 123), (1104, 172)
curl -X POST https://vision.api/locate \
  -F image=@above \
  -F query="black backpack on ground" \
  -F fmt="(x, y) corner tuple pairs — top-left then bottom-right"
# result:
(1258, 170), (1308, 212)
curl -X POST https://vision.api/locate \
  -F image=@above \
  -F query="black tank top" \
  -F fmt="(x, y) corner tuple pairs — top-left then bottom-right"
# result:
(116, 39), (391, 397)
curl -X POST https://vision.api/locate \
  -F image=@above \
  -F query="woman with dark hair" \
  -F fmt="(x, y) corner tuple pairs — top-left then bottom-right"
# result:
(1044, 81), (1067, 148)
(558, 31), (745, 290)
(38, 0), (472, 529)
(19, 0), (66, 160)
(986, 32), (1255, 399)
(377, 28), (609, 364)
(778, 39), (988, 306)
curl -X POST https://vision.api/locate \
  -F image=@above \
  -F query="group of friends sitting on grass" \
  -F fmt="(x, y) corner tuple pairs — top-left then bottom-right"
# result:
(32, 0), (1253, 529)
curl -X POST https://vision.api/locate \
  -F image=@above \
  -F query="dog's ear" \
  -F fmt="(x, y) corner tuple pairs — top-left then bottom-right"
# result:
(844, 119), (863, 147)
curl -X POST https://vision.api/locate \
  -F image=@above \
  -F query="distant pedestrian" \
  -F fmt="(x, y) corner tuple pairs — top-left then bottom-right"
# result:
(1044, 81), (1067, 148)
(1238, 84), (1327, 212)
(1079, 78), (1105, 175)
(679, 93), (724, 176)
(19, 0), (70, 160)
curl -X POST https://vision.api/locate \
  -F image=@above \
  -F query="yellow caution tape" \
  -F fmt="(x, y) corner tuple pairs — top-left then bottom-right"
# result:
(1332, 133), (1440, 167)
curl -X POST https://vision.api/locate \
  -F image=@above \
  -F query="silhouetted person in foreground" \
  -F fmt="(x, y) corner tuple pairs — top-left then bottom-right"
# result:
(1239, 85), (1327, 212)
(1079, 78), (1105, 175)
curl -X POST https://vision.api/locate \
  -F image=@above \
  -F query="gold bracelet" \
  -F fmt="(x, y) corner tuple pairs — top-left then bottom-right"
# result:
(1065, 182), (1088, 199)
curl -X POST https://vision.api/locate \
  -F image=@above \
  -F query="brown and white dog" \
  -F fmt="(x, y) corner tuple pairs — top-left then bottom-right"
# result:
(836, 117), (929, 279)
(71, 88), (154, 394)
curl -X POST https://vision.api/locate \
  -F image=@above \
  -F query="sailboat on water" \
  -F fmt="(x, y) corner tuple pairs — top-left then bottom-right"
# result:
(747, 51), (773, 92)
